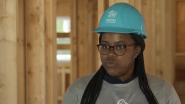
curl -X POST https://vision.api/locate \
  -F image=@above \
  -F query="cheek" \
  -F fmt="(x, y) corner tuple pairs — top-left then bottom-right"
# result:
(100, 55), (106, 63)
(117, 53), (135, 67)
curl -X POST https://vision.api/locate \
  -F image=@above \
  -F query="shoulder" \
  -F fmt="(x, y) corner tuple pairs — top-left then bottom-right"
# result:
(67, 73), (95, 91)
(146, 74), (174, 90)
(62, 73), (95, 103)
(146, 74), (181, 103)
(146, 74), (168, 85)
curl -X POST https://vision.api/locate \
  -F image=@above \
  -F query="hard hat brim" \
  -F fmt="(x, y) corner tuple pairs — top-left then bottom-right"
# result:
(93, 27), (147, 39)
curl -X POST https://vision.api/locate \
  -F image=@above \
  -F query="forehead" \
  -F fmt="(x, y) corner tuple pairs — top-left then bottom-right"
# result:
(101, 33), (134, 43)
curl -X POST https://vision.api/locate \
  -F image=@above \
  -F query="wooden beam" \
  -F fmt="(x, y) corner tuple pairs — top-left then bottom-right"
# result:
(57, 1), (71, 16)
(176, 53), (185, 66)
(109, 0), (115, 6)
(25, 0), (46, 103)
(0, 0), (18, 104)
(93, 0), (100, 72)
(18, 0), (26, 104)
(88, 0), (94, 74)
(176, 1), (185, 52)
(130, 0), (142, 12)
(153, 0), (165, 78)
(142, 0), (175, 83)
(77, 0), (89, 77)
(57, 33), (70, 38)
(141, 0), (156, 75)
(97, 0), (107, 71)
(116, 0), (129, 3)
(25, 0), (57, 104)
(163, 0), (175, 84)
(70, 0), (78, 82)
(98, 0), (105, 23)
(44, 0), (57, 104)
(109, 0), (130, 6)
(57, 0), (69, 2)
(57, 44), (70, 49)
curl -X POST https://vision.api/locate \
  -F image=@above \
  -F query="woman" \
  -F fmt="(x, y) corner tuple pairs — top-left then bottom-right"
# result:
(62, 3), (181, 104)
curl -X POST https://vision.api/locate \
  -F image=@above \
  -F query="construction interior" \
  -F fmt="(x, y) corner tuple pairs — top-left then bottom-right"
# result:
(0, 0), (185, 104)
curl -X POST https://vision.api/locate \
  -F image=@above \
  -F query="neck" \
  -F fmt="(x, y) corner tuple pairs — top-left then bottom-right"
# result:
(117, 62), (135, 82)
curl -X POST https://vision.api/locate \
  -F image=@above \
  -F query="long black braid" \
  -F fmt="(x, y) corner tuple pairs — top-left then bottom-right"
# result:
(80, 33), (159, 104)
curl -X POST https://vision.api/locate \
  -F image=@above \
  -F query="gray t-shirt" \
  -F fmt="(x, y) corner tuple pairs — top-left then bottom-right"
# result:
(62, 73), (181, 104)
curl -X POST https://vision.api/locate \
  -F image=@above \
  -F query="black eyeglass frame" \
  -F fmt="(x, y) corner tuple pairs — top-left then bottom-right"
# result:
(97, 43), (135, 56)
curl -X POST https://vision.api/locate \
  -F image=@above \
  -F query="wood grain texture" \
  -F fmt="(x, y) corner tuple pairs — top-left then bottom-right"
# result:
(57, 1), (71, 16)
(70, 0), (78, 82)
(57, 33), (70, 38)
(45, 0), (57, 104)
(176, 1), (185, 52)
(77, 0), (89, 77)
(57, 44), (70, 49)
(0, 0), (18, 104)
(163, 0), (175, 84)
(95, 0), (104, 72)
(143, 0), (175, 83)
(174, 81), (185, 104)
(109, 0), (129, 6)
(94, 0), (101, 72)
(142, 0), (156, 75)
(25, 0), (57, 104)
(18, 0), (25, 104)
(25, 0), (46, 103)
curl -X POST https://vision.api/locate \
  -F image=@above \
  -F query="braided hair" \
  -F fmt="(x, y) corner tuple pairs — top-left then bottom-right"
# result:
(80, 33), (159, 104)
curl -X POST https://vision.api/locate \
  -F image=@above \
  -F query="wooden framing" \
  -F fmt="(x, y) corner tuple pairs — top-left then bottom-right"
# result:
(175, 0), (185, 66)
(0, 0), (180, 104)
(57, 45), (70, 49)
(44, 0), (57, 104)
(92, 0), (100, 72)
(175, 1), (185, 53)
(76, 0), (89, 77)
(96, 0), (106, 71)
(70, 0), (78, 83)
(0, 0), (18, 104)
(57, 0), (71, 16)
(109, 0), (129, 6)
(57, 63), (71, 101)
(25, 0), (46, 103)
(87, 0), (95, 73)
(25, 0), (57, 104)
(18, 0), (26, 104)
(57, 33), (70, 38)
(174, 0), (185, 103)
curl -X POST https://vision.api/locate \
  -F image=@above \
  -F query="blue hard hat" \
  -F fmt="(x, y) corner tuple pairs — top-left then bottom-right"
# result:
(93, 3), (147, 39)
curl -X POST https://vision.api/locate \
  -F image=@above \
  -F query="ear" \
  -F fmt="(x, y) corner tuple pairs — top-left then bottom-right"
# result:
(134, 45), (141, 58)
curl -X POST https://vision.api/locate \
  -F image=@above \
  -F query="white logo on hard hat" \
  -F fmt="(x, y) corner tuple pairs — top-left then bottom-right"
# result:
(117, 99), (128, 104)
(108, 10), (117, 18)
(106, 10), (117, 23)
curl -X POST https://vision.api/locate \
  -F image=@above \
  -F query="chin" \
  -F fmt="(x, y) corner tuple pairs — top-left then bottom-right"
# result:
(106, 68), (124, 77)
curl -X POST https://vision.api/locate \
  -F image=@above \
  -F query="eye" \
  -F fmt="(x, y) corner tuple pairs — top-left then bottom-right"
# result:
(116, 45), (125, 50)
(101, 44), (109, 49)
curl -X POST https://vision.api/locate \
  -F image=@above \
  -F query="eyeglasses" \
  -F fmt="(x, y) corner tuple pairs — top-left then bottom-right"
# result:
(97, 43), (135, 56)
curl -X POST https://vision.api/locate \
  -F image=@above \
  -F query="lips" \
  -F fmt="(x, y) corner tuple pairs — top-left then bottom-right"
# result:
(106, 61), (117, 67)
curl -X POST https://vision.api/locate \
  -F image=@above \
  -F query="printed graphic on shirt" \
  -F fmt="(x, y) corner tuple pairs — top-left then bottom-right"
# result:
(106, 10), (117, 23)
(117, 99), (128, 104)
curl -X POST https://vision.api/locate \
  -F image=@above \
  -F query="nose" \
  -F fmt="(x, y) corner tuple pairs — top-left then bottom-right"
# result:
(107, 48), (116, 56)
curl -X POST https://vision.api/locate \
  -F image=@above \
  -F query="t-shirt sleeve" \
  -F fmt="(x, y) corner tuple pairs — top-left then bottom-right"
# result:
(62, 84), (78, 104)
(166, 82), (181, 104)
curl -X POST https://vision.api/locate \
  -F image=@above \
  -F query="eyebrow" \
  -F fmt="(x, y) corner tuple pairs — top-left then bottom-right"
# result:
(101, 40), (127, 44)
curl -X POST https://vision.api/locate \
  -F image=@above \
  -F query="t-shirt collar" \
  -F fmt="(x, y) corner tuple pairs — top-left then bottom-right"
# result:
(103, 68), (138, 84)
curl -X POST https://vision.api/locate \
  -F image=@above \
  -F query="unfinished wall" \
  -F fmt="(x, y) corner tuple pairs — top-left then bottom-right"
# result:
(0, 0), (18, 104)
